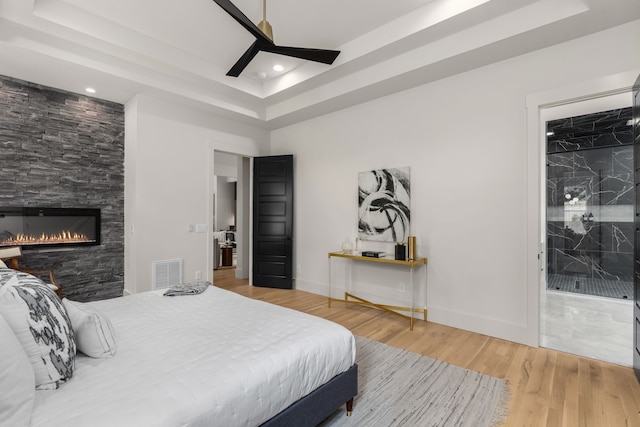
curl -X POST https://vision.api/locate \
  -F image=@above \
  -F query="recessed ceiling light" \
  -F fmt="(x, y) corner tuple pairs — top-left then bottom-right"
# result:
(272, 64), (284, 72)
(257, 72), (267, 80)
(85, 87), (96, 94)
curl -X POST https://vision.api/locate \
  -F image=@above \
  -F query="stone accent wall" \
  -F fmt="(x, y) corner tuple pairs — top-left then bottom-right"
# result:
(0, 75), (124, 301)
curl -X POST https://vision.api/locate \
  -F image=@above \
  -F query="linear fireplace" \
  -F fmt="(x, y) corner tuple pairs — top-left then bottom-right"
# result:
(0, 208), (101, 249)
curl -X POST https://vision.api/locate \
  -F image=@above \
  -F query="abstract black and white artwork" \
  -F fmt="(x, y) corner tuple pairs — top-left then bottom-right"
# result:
(358, 167), (410, 242)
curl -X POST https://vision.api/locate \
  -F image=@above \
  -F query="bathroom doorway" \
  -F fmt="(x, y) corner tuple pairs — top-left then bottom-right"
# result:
(540, 94), (634, 366)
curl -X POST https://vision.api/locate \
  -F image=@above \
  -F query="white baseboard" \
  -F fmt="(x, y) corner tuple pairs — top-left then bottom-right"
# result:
(296, 278), (534, 347)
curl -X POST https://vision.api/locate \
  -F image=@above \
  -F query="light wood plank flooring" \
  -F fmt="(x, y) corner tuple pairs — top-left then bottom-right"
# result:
(214, 269), (640, 427)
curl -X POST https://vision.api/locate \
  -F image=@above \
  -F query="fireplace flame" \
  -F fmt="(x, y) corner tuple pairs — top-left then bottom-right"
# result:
(1, 231), (90, 246)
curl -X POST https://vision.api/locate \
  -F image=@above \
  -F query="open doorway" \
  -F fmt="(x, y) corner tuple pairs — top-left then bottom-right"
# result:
(212, 151), (250, 282)
(539, 92), (633, 367)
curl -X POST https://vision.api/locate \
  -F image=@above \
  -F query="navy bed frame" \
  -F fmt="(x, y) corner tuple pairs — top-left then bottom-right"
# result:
(260, 364), (358, 427)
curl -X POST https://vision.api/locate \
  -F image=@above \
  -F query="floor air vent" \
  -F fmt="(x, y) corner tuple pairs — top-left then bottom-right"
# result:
(152, 259), (183, 289)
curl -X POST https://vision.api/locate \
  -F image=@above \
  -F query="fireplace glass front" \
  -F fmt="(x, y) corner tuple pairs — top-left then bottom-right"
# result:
(0, 208), (101, 249)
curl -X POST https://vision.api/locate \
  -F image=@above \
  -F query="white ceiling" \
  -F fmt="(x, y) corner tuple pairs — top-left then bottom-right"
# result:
(0, 0), (638, 129)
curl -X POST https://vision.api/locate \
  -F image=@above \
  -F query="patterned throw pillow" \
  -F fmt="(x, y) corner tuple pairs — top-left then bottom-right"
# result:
(0, 270), (76, 390)
(0, 267), (15, 282)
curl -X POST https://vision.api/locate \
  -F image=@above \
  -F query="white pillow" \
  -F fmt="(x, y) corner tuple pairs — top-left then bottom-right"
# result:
(0, 314), (35, 427)
(63, 299), (117, 358)
(0, 272), (75, 390)
(0, 259), (6, 268)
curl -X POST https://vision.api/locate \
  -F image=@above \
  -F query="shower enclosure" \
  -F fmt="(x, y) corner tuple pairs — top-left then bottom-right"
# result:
(546, 107), (633, 299)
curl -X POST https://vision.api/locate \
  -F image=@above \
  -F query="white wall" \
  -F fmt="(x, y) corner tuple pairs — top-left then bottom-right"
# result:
(236, 156), (250, 280)
(213, 151), (239, 231)
(215, 179), (236, 231)
(125, 96), (269, 293)
(270, 20), (640, 345)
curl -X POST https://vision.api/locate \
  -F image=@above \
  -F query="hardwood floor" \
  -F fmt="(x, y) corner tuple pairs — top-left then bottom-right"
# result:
(214, 268), (640, 427)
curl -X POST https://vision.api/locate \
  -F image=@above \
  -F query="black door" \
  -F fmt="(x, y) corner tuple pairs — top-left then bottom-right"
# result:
(634, 73), (640, 380)
(252, 155), (294, 289)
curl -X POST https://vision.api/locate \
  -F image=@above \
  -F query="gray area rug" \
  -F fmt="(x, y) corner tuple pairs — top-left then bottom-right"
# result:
(321, 336), (509, 427)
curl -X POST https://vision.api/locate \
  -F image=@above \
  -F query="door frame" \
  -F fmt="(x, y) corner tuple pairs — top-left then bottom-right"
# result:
(208, 145), (259, 285)
(525, 70), (639, 347)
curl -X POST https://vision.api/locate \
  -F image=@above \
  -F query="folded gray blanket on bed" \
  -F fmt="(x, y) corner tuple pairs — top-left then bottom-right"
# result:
(163, 282), (211, 296)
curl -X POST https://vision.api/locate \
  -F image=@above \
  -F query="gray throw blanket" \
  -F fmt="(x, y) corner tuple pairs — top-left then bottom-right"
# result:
(163, 281), (211, 296)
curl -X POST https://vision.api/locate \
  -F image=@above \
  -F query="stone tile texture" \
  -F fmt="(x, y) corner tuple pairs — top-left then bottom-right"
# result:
(0, 75), (124, 301)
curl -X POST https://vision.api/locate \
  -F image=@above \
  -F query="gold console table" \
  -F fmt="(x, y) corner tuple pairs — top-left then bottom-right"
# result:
(327, 251), (428, 330)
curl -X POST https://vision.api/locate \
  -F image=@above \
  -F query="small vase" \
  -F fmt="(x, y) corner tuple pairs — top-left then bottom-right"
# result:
(342, 238), (354, 254)
(407, 236), (416, 260)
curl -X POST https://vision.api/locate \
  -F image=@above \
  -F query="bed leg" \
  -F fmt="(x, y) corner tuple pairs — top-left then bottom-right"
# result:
(346, 398), (354, 416)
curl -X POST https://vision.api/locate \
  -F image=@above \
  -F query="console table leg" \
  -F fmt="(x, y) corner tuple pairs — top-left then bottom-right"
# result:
(410, 267), (415, 331)
(326, 251), (428, 331)
(328, 256), (332, 308)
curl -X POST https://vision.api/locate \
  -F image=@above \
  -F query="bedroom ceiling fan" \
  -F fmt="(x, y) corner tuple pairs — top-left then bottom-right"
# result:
(212, 0), (341, 77)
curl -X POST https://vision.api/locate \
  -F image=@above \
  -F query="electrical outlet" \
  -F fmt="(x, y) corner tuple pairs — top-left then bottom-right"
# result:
(399, 283), (405, 293)
(195, 271), (202, 280)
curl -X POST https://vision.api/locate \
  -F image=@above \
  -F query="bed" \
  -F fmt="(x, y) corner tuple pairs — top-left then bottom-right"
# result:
(0, 267), (358, 427)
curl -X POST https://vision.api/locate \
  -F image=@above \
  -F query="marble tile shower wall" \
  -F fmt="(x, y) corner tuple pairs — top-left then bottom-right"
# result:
(546, 108), (633, 282)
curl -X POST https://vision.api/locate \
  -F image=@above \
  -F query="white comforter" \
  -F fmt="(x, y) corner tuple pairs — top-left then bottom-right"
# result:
(30, 286), (356, 427)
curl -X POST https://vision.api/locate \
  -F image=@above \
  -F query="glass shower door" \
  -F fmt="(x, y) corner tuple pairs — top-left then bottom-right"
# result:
(546, 107), (634, 300)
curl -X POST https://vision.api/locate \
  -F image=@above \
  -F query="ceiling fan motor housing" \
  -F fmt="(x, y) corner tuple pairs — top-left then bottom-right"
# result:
(258, 20), (273, 41)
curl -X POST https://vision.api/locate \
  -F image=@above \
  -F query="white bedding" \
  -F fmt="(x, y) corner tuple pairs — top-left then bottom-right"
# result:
(29, 286), (356, 427)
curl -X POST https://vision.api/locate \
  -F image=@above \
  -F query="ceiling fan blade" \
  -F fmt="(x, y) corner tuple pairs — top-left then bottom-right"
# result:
(263, 45), (340, 64)
(226, 41), (263, 77)
(212, 0), (340, 77)
(212, 0), (273, 44)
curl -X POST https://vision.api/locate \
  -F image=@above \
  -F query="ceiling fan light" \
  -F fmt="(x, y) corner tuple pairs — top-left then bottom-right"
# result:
(258, 20), (273, 41)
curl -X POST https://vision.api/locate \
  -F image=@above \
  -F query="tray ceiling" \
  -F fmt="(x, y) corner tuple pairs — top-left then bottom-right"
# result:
(0, 0), (638, 128)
